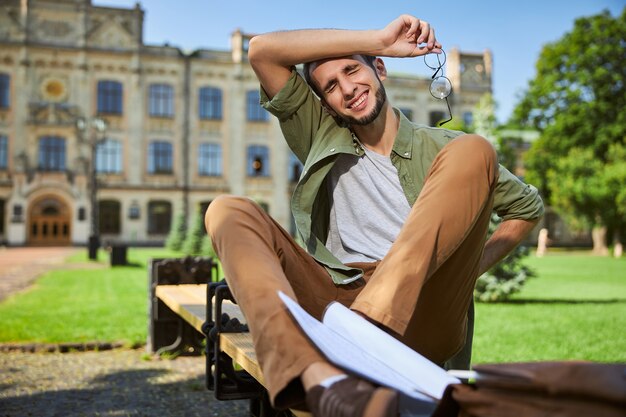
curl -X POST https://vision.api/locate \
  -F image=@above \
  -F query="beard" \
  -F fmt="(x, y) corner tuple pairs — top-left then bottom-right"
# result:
(336, 82), (387, 127)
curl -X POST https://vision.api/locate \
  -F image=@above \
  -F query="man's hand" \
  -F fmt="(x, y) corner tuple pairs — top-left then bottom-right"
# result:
(376, 15), (442, 58)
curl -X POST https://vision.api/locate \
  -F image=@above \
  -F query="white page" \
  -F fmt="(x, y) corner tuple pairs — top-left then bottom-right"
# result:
(322, 301), (460, 399)
(278, 291), (434, 401)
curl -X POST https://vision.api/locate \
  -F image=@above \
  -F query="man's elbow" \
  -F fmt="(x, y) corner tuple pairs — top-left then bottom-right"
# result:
(247, 35), (265, 70)
(528, 216), (542, 229)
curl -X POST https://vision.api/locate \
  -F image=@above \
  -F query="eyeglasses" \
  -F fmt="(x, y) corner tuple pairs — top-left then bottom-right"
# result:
(424, 50), (453, 126)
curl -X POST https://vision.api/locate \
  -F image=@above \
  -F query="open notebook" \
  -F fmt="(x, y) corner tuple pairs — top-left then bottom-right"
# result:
(278, 291), (462, 415)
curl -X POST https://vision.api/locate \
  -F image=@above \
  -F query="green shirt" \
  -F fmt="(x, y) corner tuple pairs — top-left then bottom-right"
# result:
(261, 70), (544, 285)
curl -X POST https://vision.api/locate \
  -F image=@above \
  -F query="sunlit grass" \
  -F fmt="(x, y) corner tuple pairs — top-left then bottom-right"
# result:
(0, 248), (196, 345)
(473, 253), (626, 363)
(0, 248), (624, 365)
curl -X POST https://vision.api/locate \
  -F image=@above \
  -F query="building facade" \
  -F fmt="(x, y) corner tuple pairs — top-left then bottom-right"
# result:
(0, 0), (492, 246)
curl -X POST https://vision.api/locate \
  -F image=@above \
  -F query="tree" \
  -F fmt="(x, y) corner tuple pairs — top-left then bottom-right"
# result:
(512, 8), (626, 254)
(201, 234), (216, 258)
(472, 92), (497, 140)
(182, 210), (206, 256)
(165, 210), (187, 251)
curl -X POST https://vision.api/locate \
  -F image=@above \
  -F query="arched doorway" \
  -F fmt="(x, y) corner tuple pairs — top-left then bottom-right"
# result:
(28, 196), (71, 246)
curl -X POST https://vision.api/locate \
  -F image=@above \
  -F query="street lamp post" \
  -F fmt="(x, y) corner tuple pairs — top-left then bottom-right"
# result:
(76, 116), (107, 260)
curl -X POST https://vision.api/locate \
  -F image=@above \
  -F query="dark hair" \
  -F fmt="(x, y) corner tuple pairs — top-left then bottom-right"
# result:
(303, 54), (377, 98)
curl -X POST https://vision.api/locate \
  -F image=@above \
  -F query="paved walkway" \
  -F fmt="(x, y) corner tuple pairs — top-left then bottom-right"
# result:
(0, 246), (82, 301)
(0, 247), (249, 416)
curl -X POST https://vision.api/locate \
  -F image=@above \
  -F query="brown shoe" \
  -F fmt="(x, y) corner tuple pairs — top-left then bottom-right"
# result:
(306, 377), (398, 417)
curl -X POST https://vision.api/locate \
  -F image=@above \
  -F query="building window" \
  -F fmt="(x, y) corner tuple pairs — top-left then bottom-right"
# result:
(199, 200), (212, 218)
(198, 143), (222, 176)
(247, 145), (270, 177)
(288, 152), (303, 183)
(0, 135), (7, 169)
(148, 141), (173, 174)
(0, 74), (9, 109)
(99, 200), (121, 234)
(12, 204), (23, 223)
(399, 108), (413, 121)
(95, 139), (122, 174)
(38, 136), (66, 171)
(246, 90), (268, 122)
(147, 200), (172, 235)
(149, 83), (174, 117)
(97, 80), (123, 115)
(199, 87), (222, 120)
(128, 201), (140, 220)
(429, 111), (445, 127)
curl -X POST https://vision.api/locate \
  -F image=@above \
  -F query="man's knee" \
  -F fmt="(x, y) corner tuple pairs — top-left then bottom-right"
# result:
(444, 134), (498, 183)
(453, 134), (497, 165)
(205, 195), (256, 237)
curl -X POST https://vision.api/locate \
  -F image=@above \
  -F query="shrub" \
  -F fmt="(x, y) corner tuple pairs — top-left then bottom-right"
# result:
(182, 211), (205, 255)
(165, 211), (187, 251)
(201, 235), (216, 257)
(474, 214), (536, 302)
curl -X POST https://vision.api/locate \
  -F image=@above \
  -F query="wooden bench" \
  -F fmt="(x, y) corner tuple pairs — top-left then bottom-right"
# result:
(150, 260), (310, 417)
(154, 284), (262, 380)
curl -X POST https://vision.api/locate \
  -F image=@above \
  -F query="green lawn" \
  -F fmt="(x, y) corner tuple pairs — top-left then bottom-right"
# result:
(0, 249), (624, 364)
(0, 248), (185, 345)
(472, 253), (626, 363)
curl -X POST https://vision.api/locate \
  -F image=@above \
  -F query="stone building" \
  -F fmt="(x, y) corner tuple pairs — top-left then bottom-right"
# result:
(0, 0), (492, 246)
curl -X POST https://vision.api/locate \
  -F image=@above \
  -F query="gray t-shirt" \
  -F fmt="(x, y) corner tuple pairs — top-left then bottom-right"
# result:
(326, 146), (412, 263)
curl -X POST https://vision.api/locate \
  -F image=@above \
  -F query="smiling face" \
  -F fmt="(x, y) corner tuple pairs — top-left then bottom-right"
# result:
(308, 55), (388, 127)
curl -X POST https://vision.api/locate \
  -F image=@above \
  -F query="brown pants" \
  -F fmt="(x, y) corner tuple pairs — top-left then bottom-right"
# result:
(206, 134), (498, 409)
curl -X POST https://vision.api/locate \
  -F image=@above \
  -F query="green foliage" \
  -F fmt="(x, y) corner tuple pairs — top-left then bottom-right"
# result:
(182, 210), (206, 256)
(474, 249), (535, 302)
(546, 148), (605, 230)
(165, 211), (187, 251)
(512, 8), (626, 239)
(201, 234), (216, 258)
(495, 134), (525, 173)
(439, 116), (466, 132)
(474, 214), (536, 302)
(604, 145), (626, 237)
(472, 93), (497, 139)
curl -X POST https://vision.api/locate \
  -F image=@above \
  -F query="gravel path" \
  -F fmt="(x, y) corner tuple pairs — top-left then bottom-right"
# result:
(0, 348), (249, 416)
(0, 248), (250, 416)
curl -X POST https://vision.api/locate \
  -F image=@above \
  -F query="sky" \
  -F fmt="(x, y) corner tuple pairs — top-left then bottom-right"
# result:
(96, 0), (624, 123)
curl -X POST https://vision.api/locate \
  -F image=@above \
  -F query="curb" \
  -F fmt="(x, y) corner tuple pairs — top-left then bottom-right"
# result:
(0, 341), (144, 354)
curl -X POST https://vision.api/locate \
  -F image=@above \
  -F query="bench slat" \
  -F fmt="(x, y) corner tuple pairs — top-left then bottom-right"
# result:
(220, 332), (263, 383)
(156, 284), (207, 332)
(155, 284), (259, 379)
(155, 284), (245, 333)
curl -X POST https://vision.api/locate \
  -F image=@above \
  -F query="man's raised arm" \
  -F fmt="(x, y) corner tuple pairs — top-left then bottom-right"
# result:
(247, 14), (441, 99)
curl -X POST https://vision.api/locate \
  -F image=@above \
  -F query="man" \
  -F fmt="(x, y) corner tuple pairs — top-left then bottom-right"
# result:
(206, 14), (543, 417)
